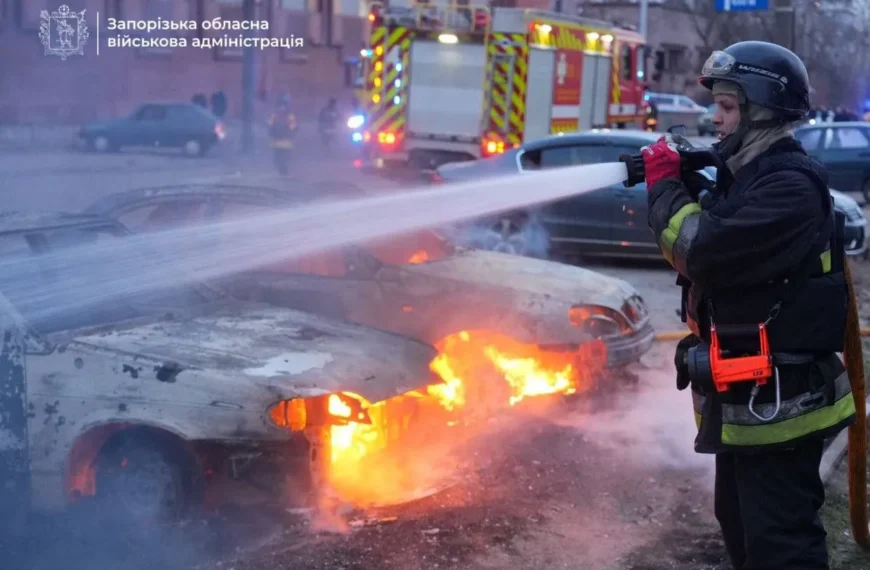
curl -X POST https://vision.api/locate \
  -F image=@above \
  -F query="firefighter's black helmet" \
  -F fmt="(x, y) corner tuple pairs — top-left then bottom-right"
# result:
(698, 41), (810, 121)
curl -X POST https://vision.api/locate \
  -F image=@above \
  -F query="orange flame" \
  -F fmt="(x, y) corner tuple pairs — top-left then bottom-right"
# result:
(321, 331), (607, 509)
(407, 250), (430, 264)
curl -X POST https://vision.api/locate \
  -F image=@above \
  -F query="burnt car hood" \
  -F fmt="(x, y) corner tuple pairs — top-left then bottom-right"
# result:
(66, 304), (437, 404)
(398, 249), (638, 310)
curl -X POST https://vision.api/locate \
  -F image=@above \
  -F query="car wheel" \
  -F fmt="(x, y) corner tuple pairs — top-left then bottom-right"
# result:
(90, 135), (112, 153)
(183, 139), (204, 157)
(95, 431), (191, 522)
(478, 218), (548, 258)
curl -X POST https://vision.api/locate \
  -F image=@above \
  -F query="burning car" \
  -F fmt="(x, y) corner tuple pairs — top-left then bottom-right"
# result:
(0, 212), (439, 520)
(85, 184), (655, 372)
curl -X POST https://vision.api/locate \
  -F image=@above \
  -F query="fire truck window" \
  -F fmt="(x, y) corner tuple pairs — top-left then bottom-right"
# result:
(620, 45), (632, 81)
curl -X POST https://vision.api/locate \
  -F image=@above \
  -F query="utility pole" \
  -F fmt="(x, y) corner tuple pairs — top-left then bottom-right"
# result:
(772, 0), (795, 52)
(638, 0), (649, 42)
(241, 0), (256, 154)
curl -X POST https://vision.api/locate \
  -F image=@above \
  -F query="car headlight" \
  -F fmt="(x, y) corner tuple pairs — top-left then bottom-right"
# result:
(347, 114), (365, 129)
(569, 305), (631, 339)
(267, 399), (307, 430)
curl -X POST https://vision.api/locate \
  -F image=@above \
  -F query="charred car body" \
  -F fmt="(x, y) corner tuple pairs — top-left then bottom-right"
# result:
(84, 184), (655, 369)
(0, 212), (437, 519)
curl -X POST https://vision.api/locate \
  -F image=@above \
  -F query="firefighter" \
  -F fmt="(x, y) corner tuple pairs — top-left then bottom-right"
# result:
(268, 95), (297, 176)
(641, 41), (857, 569)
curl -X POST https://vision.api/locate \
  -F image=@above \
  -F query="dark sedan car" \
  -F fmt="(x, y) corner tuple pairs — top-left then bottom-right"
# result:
(435, 130), (867, 260)
(793, 121), (870, 201)
(78, 103), (226, 157)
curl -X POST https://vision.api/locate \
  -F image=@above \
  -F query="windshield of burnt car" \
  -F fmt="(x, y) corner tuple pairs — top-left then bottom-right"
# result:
(0, 223), (213, 335)
(363, 229), (456, 265)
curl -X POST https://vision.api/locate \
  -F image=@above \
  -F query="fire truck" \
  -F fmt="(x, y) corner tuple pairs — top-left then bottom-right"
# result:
(356, 2), (649, 170)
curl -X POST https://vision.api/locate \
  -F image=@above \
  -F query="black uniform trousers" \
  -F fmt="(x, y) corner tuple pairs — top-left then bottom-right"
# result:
(714, 438), (828, 570)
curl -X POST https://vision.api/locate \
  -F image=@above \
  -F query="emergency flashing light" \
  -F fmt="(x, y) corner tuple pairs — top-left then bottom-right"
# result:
(536, 23), (552, 33)
(587, 32), (600, 41)
(601, 34), (613, 42)
(372, 94), (381, 103)
(394, 95), (401, 105)
(438, 33), (458, 44)
(394, 78), (401, 88)
(352, 132), (363, 142)
(374, 77), (382, 87)
(347, 114), (365, 129)
(396, 63), (403, 72)
(483, 139), (505, 156)
(363, 131), (372, 142)
(378, 132), (397, 145)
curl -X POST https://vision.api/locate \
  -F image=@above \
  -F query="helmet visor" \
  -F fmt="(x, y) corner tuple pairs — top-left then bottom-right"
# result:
(701, 50), (736, 77)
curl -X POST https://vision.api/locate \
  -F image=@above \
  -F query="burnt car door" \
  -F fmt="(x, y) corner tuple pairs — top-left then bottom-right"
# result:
(816, 126), (870, 194)
(531, 144), (619, 255)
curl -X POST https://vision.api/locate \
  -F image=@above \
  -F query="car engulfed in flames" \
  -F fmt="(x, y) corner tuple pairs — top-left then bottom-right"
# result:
(270, 329), (607, 511)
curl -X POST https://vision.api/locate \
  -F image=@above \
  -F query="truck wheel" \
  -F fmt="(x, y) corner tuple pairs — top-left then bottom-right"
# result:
(95, 431), (192, 522)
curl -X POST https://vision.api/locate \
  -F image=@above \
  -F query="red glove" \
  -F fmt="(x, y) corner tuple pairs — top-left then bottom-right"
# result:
(641, 136), (681, 189)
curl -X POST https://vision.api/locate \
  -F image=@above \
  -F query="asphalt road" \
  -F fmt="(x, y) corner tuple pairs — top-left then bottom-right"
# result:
(0, 146), (737, 570)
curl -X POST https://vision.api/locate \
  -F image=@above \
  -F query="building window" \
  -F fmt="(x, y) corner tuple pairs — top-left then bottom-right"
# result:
(665, 47), (686, 72)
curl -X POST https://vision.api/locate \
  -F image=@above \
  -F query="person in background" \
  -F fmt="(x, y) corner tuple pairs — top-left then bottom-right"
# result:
(210, 91), (227, 119)
(267, 95), (297, 176)
(318, 97), (340, 148)
(191, 93), (208, 109)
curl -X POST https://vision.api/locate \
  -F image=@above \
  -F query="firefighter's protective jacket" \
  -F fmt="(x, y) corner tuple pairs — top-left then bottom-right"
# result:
(647, 137), (856, 453)
(268, 110), (297, 148)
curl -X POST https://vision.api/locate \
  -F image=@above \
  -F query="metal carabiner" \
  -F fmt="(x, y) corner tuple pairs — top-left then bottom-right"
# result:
(748, 366), (781, 423)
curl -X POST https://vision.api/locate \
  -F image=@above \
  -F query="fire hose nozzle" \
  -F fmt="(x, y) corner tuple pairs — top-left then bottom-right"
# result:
(619, 153), (646, 188)
(618, 146), (719, 189)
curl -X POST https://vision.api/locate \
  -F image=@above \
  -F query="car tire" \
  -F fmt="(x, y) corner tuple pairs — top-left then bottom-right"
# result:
(183, 139), (205, 157)
(94, 430), (193, 522)
(478, 217), (548, 258)
(90, 135), (113, 153)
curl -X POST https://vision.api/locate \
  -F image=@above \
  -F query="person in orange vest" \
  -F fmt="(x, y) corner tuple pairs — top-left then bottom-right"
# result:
(268, 95), (297, 176)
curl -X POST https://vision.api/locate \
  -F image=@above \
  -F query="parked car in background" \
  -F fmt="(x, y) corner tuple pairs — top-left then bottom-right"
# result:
(643, 93), (708, 134)
(78, 103), (226, 157)
(434, 130), (867, 259)
(644, 92), (707, 114)
(697, 104), (717, 136)
(793, 121), (870, 201)
(85, 184), (655, 370)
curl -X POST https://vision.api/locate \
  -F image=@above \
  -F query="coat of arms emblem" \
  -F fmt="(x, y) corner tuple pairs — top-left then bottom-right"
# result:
(39, 4), (89, 60)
